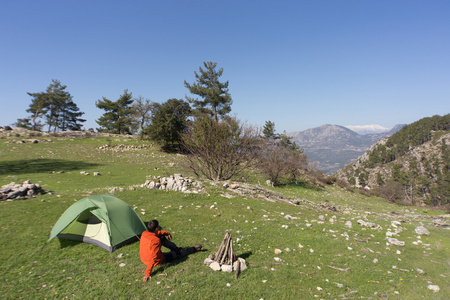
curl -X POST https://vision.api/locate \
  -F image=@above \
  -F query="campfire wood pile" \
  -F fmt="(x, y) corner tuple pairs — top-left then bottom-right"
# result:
(204, 231), (247, 278)
(213, 231), (236, 265)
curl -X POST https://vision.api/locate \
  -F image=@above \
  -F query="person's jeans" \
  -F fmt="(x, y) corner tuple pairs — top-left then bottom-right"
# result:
(162, 245), (196, 264)
(160, 235), (178, 251)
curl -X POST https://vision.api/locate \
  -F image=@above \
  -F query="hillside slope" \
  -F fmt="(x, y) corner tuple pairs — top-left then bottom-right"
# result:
(336, 115), (450, 206)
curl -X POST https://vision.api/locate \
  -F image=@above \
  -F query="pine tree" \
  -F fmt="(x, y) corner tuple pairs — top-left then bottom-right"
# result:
(58, 98), (86, 131)
(25, 80), (85, 132)
(184, 61), (232, 121)
(96, 90), (134, 134)
(26, 91), (49, 131)
(262, 121), (277, 139)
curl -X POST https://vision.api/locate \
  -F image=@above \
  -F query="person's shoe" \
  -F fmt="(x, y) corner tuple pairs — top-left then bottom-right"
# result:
(194, 244), (202, 251)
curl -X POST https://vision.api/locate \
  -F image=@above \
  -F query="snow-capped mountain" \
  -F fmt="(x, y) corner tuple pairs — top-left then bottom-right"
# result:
(344, 124), (390, 135)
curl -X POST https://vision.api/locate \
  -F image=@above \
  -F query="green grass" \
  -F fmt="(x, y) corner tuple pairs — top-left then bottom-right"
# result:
(1, 135), (449, 299)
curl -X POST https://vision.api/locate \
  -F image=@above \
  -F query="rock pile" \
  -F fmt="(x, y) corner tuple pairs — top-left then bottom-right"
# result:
(98, 144), (151, 151)
(141, 174), (203, 193)
(0, 126), (13, 131)
(0, 180), (49, 200)
(6, 138), (52, 144)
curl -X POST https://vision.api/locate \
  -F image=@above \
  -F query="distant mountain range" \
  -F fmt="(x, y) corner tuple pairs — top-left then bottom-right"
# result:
(289, 124), (405, 174)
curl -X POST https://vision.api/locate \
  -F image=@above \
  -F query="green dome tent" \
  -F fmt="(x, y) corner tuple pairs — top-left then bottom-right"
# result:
(48, 194), (146, 252)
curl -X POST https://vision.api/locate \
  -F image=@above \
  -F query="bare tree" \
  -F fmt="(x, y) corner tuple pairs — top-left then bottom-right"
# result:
(182, 115), (260, 181)
(257, 138), (307, 185)
(378, 180), (403, 203)
(131, 96), (155, 139)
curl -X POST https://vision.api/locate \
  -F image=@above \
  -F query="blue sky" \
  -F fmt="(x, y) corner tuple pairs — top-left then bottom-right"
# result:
(1, 0), (449, 133)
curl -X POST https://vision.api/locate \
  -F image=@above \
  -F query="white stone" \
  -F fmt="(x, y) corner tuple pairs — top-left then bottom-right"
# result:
(221, 264), (233, 272)
(357, 219), (376, 227)
(233, 258), (247, 271)
(427, 285), (440, 292)
(274, 249), (282, 254)
(203, 258), (214, 266)
(415, 226), (430, 236)
(386, 231), (395, 237)
(391, 221), (401, 227)
(209, 262), (221, 271)
(387, 238), (405, 246)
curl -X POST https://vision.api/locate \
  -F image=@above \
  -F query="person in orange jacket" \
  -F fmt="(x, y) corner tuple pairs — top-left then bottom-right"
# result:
(140, 219), (202, 282)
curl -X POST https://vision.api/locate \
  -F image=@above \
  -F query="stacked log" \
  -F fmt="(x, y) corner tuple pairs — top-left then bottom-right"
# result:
(214, 231), (236, 265)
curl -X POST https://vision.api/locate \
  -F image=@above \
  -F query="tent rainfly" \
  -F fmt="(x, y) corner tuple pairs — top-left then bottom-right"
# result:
(48, 194), (146, 252)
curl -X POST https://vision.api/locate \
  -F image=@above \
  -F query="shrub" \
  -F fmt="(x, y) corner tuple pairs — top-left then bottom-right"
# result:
(336, 178), (353, 192)
(182, 115), (260, 181)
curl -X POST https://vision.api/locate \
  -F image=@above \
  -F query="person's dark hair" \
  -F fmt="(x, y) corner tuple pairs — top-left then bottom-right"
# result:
(147, 219), (159, 232)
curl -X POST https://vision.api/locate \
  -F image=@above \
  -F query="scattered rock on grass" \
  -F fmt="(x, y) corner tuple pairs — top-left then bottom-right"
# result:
(415, 226), (430, 236)
(387, 238), (405, 246)
(427, 285), (440, 292)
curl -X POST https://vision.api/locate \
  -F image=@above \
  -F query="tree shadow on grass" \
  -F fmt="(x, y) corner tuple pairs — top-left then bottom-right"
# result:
(0, 158), (101, 175)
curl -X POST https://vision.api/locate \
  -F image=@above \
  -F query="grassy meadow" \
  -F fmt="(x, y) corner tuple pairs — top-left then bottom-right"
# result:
(0, 133), (449, 299)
